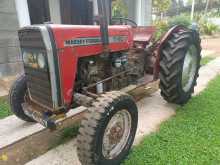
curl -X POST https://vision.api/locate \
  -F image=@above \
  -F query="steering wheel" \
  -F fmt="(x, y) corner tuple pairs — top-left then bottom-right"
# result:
(111, 17), (138, 28)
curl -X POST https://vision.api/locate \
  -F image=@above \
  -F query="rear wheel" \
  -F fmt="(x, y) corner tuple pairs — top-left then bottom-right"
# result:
(77, 91), (138, 165)
(159, 30), (201, 105)
(9, 74), (35, 122)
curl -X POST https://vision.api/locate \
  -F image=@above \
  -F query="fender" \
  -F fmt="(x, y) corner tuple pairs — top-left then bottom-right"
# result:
(153, 25), (190, 79)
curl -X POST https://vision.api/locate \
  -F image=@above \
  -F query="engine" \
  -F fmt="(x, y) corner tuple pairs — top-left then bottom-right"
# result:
(75, 50), (148, 94)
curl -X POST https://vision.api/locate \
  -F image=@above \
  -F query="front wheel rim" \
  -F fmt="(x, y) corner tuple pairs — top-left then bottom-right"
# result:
(182, 45), (198, 92)
(102, 109), (132, 160)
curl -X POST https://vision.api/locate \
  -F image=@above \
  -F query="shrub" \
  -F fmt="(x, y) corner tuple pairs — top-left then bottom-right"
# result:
(153, 20), (169, 40)
(153, 15), (192, 40)
(112, 0), (128, 17)
(199, 19), (219, 35)
(168, 15), (192, 28)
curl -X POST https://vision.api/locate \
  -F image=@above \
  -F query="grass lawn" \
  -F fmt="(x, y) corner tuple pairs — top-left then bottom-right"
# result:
(0, 96), (11, 119)
(201, 56), (215, 66)
(124, 75), (220, 165)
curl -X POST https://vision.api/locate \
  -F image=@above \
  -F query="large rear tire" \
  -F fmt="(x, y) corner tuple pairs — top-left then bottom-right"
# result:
(9, 75), (35, 122)
(159, 30), (201, 105)
(77, 91), (138, 165)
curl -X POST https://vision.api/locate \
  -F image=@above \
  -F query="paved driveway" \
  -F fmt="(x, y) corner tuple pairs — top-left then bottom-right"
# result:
(202, 37), (220, 56)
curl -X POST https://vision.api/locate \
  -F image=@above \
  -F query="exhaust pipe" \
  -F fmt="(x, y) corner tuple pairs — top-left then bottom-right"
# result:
(97, 0), (110, 53)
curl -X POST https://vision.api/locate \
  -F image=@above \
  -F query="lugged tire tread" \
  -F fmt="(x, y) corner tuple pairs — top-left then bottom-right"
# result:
(159, 30), (201, 104)
(76, 91), (134, 165)
(9, 74), (35, 122)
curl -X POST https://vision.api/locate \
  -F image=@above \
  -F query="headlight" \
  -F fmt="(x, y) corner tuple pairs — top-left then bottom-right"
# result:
(23, 51), (32, 64)
(37, 53), (46, 69)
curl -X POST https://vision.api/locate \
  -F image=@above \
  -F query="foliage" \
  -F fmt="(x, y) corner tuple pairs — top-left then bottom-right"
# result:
(49, 124), (80, 149)
(153, 0), (172, 13)
(200, 56), (215, 66)
(112, 0), (128, 17)
(0, 96), (11, 119)
(153, 11), (219, 37)
(206, 9), (220, 17)
(153, 20), (169, 40)
(124, 75), (220, 164)
(153, 14), (192, 40)
(199, 19), (219, 35)
(168, 14), (192, 28)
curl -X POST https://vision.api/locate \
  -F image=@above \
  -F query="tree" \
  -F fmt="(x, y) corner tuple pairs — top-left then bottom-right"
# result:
(204, 0), (210, 15)
(153, 0), (172, 18)
(112, 0), (128, 17)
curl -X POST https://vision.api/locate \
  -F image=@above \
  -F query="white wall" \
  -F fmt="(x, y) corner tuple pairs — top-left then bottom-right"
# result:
(92, 0), (99, 16)
(15, 0), (62, 26)
(15, 0), (31, 27)
(48, 0), (62, 24)
(124, 0), (152, 26)
(15, 0), (152, 27)
(136, 0), (152, 26)
(125, 0), (137, 22)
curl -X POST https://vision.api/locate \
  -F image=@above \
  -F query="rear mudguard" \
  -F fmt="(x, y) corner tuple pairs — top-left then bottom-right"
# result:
(153, 25), (194, 79)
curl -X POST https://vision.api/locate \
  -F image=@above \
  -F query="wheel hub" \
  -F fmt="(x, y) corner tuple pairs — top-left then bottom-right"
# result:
(102, 110), (132, 159)
(108, 123), (124, 144)
(182, 45), (198, 92)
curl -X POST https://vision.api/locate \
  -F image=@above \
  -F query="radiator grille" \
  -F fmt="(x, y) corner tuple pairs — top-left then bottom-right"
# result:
(19, 28), (53, 109)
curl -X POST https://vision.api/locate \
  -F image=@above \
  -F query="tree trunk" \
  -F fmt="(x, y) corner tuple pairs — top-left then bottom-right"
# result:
(205, 0), (210, 16)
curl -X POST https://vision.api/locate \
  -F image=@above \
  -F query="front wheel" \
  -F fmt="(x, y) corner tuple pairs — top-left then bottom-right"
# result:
(77, 91), (138, 165)
(9, 74), (35, 122)
(159, 30), (201, 105)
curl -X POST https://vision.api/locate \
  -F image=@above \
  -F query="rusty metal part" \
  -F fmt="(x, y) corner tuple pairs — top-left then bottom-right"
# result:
(121, 80), (160, 101)
(82, 70), (132, 92)
(102, 109), (132, 159)
(73, 93), (94, 106)
(22, 103), (60, 130)
(22, 92), (93, 130)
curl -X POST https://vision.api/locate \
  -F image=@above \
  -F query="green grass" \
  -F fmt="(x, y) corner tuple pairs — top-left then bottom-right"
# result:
(49, 124), (80, 149)
(201, 56), (215, 66)
(58, 124), (80, 144)
(0, 96), (11, 119)
(124, 76), (220, 165)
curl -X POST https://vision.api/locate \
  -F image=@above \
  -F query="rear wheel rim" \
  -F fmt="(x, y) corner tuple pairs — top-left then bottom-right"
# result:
(182, 45), (198, 92)
(102, 109), (132, 160)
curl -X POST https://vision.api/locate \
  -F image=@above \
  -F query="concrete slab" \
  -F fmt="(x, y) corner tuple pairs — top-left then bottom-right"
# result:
(201, 50), (216, 57)
(202, 37), (220, 55)
(0, 87), (8, 97)
(194, 57), (220, 95)
(0, 116), (43, 149)
(26, 57), (220, 165)
(0, 107), (86, 165)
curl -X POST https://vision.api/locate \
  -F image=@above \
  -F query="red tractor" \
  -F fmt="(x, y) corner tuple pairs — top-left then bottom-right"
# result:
(9, 0), (201, 164)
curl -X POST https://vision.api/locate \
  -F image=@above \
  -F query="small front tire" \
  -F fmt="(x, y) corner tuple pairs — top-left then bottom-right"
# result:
(77, 91), (138, 165)
(9, 74), (35, 122)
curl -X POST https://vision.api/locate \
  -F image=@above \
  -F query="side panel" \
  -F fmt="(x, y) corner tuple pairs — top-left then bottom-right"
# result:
(51, 25), (133, 106)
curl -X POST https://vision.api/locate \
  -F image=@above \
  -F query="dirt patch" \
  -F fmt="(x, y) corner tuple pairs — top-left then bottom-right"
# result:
(202, 37), (220, 56)
(0, 76), (16, 97)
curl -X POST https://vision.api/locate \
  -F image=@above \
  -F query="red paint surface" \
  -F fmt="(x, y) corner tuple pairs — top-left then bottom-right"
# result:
(50, 25), (133, 106)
